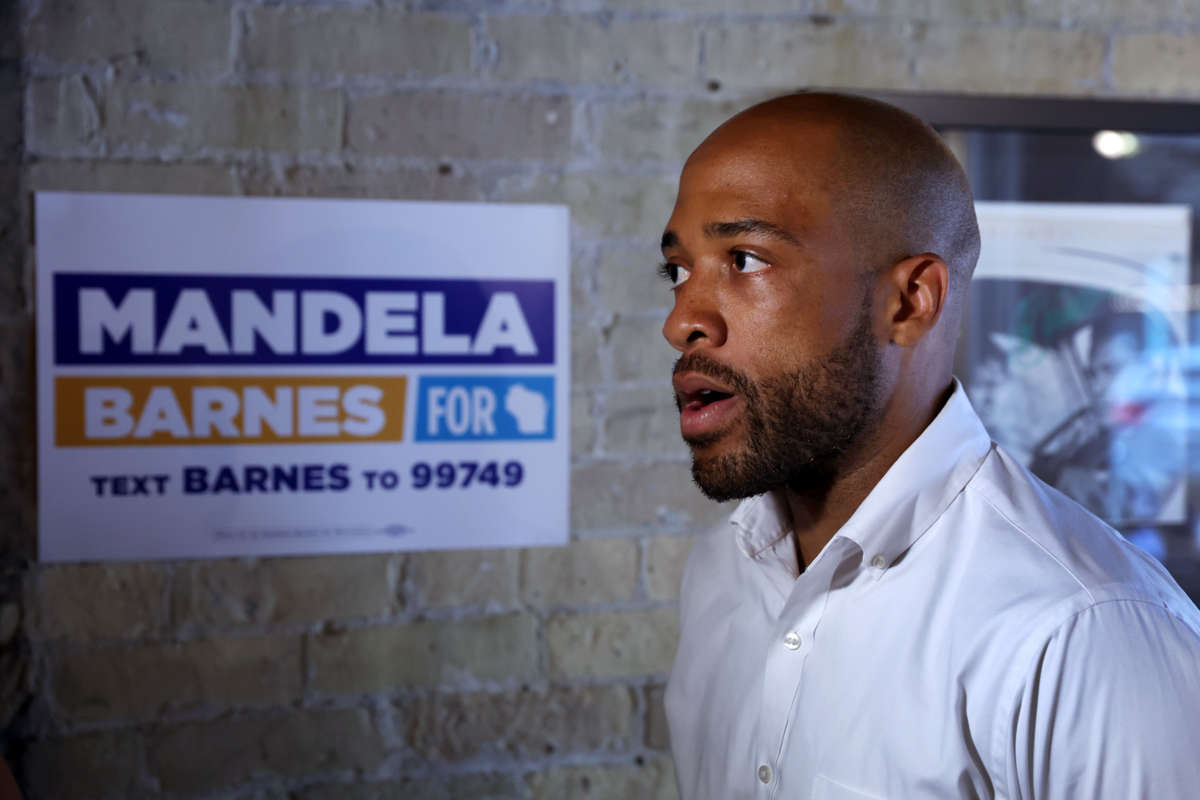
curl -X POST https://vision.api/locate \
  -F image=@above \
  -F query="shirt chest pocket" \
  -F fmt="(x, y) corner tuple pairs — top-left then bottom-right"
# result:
(811, 774), (886, 800)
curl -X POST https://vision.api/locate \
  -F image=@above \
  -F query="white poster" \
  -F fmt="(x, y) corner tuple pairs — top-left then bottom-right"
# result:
(965, 202), (1191, 529)
(36, 193), (570, 562)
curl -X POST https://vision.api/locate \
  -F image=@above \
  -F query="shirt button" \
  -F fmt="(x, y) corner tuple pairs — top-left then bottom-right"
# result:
(783, 631), (802, 650)
(870, 554), (888, 569)
(758, 764), (772, 783)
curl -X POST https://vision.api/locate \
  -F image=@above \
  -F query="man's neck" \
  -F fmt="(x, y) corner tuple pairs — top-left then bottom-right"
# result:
(783, 381), (954, 570)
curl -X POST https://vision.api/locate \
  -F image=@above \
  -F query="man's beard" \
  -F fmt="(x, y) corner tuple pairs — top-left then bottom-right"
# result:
(674, 303), (882, 502)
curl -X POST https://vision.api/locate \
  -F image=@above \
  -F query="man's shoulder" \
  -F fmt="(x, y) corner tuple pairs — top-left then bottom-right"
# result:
(956, 443), (1199, 628)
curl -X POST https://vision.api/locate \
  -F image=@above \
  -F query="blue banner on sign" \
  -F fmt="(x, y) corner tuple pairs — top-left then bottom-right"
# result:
(416, 375), (555, 441)
(54, 273), (555, 366)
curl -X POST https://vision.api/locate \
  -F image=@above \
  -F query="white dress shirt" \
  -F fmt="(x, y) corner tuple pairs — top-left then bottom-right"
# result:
(666, 382), (1200, 799)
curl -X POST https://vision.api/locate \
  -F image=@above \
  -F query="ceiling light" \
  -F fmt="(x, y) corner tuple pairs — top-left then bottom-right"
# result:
(1093, 130), (1141, 159)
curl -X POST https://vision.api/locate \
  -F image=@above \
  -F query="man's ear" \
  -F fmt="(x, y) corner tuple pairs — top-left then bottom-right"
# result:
(885, 253), (948, 346)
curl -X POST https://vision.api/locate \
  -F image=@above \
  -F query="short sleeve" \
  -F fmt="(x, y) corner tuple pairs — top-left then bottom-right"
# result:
(1006, 599), (1200, 799)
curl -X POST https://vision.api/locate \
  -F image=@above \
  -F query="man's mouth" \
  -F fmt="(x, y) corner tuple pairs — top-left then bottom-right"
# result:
(682, 387), (735, 410)
(674, 372), (743, 441)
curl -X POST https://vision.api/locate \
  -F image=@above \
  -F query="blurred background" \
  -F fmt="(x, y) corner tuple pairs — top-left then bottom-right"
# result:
(2, 1), (1199, 798)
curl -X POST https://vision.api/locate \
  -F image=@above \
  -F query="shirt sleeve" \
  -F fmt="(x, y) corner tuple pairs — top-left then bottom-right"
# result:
(1006, 599), (1200, 799)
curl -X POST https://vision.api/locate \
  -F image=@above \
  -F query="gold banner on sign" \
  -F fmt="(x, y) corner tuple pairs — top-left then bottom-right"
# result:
(55, 375), (407, 447)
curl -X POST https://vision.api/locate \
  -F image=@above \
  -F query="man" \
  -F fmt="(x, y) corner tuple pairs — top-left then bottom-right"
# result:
(660, 93), (1200, 799)
(1039, 312), (1182, 524)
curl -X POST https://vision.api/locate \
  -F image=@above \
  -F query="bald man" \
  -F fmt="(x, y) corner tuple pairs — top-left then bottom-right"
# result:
(660, 93), (1200, 799)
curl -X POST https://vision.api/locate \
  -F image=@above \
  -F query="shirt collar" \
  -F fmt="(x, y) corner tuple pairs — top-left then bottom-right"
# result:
(730, 487), (792, 561)
(729, 379), (993, 571)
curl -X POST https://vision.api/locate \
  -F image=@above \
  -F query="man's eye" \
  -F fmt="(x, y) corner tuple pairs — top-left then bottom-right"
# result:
(733, 251), (770, 273)
(657, 262), (691, 287)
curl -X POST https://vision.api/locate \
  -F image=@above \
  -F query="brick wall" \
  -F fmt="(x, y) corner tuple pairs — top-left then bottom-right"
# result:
(3, 1), (1199, 797)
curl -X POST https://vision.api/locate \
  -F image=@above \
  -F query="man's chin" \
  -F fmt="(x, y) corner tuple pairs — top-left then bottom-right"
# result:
(687, 444), (769, 502)
(690, 465), (761, 502)
(681, 419), (741, 451)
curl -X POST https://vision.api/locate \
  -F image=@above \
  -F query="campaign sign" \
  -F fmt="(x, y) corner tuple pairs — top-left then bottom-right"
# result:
(36, 193), (570, 562)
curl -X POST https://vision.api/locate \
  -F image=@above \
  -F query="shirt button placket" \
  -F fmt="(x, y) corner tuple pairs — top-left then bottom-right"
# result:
(782, 631), (801, 650)
(758, 764), (772, 784)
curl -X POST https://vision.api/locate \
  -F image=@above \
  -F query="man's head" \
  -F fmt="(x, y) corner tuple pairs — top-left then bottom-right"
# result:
(1087, 313), (1149, 403)
(1086, 312), (1179, 425)
(660, 92), (980, 500)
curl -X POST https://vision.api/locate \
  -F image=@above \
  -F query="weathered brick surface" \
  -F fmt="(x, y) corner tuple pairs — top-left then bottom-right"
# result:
(225, 789), (289, 800)
(0, 266), (19, 325)
(566, 0), (821, 11)
(591, 97), (746, 167)
(0, 252), (22, 327)
(21, 728), (149, 800)
(242, 8), (472, 80)
(645, 534), (695, 602)
(521, 538), (639, 608)
(570, 459), (726, 536)
(602, 386), (686, 458)
(838, 0), (1018, 20)
(30, 562), (168, 640)
(0, 163), (18, 227)
(146, 708), (387, 794)
(1018, 0), (1200, 25)
(490, 17), (700, 89)
(1112, 33), (1200, 97)
(0, 182), (28, 311)
(172, 554), (400, 630)
(0, 600), (25, 736)
(50, 634), (302, 722)
(493, 172), (679, 240)
(26, 76), (102, 157)
(527, 757), (679, 800)
(0, 2), (17, 61)
(915, 26), (1106, 94)
(408, 549), (520, 609)
(572, 251), (601, 325)
(0, 66), (20, 158)
(608, 315), (678, 385)
(27, 0), (233, 76)
(704, 20), (914, 93)
(29, 159), (237, 195)
(546, 608), (678, 679)
(237, 162), (484, 202)
(309, 614), (538, 695)
(348, 91), (572, 161)
(0, 601), (17, 647)
(0, 316), (34, 559)
(105, 82), (344, 155)
(297, 774), (528, 800)
(644, 683), (670, 751)
(572, 391), (599, 457)
(403, 684), (635, 761)
(589, 242), (675, 316)
(572, 320), (605, 389)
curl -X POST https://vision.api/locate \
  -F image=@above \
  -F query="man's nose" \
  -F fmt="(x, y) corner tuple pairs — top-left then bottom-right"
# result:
(662, 281), (728, 352)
